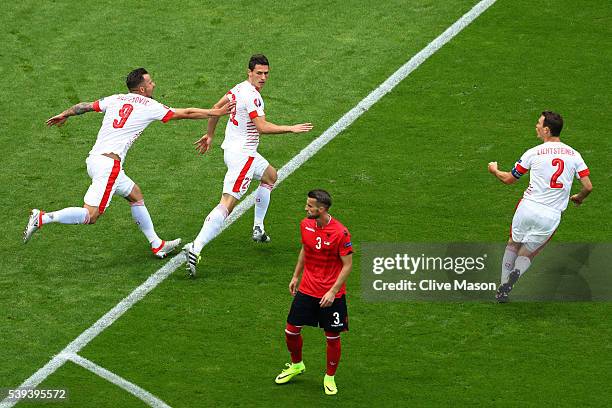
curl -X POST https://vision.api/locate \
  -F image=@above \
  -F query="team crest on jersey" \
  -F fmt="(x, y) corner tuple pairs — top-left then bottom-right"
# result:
(254, 98), (261, 107)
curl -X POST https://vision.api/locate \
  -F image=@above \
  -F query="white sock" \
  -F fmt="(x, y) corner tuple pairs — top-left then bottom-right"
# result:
(254, 183), (273, 230)
(193, 204), (229, 254)
(501, 245), (518, 284)
(514, 256), (532, 276)
(130, 200), (162, 248)
(42, 207), (89, 225)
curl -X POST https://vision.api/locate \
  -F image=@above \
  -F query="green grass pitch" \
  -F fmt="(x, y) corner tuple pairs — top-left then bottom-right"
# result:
(1, 0), (611, 406)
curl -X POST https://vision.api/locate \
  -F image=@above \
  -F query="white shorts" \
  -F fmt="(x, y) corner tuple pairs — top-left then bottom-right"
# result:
(222, 150), (269, 200)
(511, 199), (561, 253)
(84, 155), (135, 213)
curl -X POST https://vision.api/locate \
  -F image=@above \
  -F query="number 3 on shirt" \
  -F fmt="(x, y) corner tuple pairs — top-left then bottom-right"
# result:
(550, 158), (564, 189)
(113, 104), (133, 129)
(315, 237), (322, 250)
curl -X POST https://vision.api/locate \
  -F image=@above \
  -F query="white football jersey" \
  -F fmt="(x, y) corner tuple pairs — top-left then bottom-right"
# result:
(512, 141), (590, 212)
(89, 93), (174, 162)
(221, 81), (265, 154)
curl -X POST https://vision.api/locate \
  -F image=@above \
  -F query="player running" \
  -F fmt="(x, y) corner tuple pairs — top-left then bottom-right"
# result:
(274, 190), (353, 396)
(488, 111), (593, 302)
(183, 54), (313, 276)
(23, 68), (233, 258)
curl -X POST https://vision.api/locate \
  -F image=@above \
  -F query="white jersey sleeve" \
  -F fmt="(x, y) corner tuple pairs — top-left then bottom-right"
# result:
(93, 96), (112, 113)
(574, 151), (589, 179)
(512, 148), (535, 177)
(241, 88), (265, 120)
(511, 142), (590, 212)
(147, 99), (175, 122)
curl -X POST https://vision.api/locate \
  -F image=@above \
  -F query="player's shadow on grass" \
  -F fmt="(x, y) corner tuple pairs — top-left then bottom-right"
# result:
(518, 244), (593, 301)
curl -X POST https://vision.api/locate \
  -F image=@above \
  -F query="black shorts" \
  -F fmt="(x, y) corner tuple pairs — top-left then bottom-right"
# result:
(287, 291), (349, 332)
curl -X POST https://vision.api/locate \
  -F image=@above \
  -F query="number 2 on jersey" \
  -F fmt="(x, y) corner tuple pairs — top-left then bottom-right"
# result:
(550, 158), (564, 189)
(113, 104), (134, 129)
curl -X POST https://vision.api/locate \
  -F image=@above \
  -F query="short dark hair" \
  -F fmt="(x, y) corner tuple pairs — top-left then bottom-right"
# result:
(248, 54), (269, 70)
(308, 189), (332, 209)
(542, 111), (563, 136)
(126, 68), (148, 91)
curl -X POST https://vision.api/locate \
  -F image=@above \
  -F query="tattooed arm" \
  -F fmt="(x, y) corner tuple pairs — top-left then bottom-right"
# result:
(46, 102), (95, 127)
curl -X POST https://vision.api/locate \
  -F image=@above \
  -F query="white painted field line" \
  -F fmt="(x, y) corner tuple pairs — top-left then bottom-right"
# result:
(1, 1), (496, 406)
(67, 353), (171, 408)
(226, 0), (498, 224)
(0, 255), (184, 408)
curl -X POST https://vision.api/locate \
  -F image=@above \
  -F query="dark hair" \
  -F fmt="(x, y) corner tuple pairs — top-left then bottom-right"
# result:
(126, 68), (148, 91)
(308, 189), (332, 209)
(542, 111), (563, 136)
(248, 54), (269, 70)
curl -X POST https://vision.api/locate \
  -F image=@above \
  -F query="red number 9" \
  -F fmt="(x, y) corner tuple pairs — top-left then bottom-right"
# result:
(113, 104), (133, 129)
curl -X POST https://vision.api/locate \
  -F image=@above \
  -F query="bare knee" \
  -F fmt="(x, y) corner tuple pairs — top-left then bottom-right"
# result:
(517, 246), (535, 259)
(220, 194), (238, 214)
(506, 239), (520, 251)
(262, 166), (278, 185)
(126, 184), (144, 203)
(84, 205), (100, 224)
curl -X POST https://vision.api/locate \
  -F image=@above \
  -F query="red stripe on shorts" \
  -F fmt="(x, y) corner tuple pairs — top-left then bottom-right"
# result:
(99, 160), (121, 214)
(232, 156), (255, 193)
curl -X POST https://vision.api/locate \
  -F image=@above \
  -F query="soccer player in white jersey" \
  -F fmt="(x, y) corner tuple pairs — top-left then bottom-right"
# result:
(183, 54), (313, 276)
(488, 111), (593, 302)
(23, 68), (233, 258)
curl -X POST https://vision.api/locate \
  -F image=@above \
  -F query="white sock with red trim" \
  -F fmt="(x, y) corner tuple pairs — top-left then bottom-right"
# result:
(501, 245), (518, 284)
(193, 204), (229, 254)
(130, 200), (162, 248)
(254, 183), (273, 230)
(42, 207), (89, 225)
(514, 256), (531, 277)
